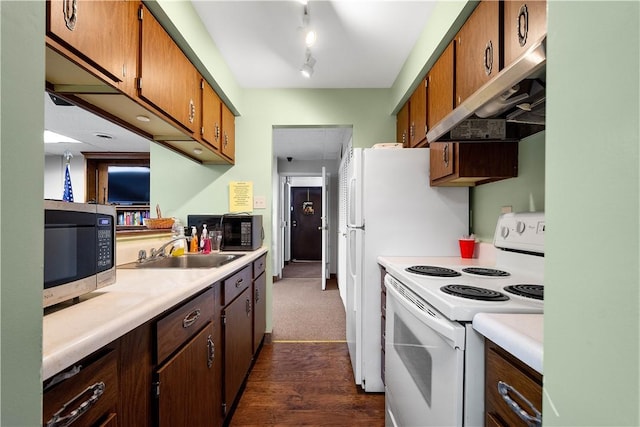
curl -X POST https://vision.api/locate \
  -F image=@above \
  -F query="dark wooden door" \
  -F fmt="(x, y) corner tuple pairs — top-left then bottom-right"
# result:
(291, 187), (322, 260)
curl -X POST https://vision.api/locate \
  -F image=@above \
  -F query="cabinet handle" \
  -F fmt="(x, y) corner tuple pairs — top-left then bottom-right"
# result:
(245, 298), (252, 317)
(484, 40), (494, 76)
(182, 308), (201, 328)
(224, 132), (229, 149)
(255, 288), (260, 303)
(63, 0), (78, 31)
(46, 382), (105, 427)
(235, 278), (244, 288)
(215, 123), (220, 142)
(443, 144), (450, 168)
(517, 4), (529, 46)
(207, 335), (215, 368)
(497, 381), (542, 427)
(188, 99), (196, 124)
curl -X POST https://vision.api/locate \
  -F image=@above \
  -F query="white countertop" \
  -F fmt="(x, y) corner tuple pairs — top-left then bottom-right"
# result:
(473, 313), (544, 374)
(42, 248), (267, 381)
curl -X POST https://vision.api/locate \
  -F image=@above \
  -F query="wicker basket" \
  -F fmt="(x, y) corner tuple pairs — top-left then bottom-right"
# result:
(144, 217), (175, 229)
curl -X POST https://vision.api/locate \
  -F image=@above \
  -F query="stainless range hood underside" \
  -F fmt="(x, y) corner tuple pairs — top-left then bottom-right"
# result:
(427, 36), (547, 143)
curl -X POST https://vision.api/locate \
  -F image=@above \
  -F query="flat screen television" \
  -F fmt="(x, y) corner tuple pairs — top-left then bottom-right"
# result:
(107, 165), (150, 205)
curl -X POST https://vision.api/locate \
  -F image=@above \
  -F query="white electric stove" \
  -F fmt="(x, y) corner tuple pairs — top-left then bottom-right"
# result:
(379, 212), (545, 427)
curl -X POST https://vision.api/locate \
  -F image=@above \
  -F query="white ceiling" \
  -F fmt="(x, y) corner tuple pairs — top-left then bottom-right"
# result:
(45, 1), (434, 161)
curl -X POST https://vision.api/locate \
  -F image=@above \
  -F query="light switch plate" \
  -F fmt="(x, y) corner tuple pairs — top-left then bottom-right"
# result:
(253, 196), (266, 209)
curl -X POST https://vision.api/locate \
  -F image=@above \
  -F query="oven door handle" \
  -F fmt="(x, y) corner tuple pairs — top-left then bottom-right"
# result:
(386, 276), (465, 350)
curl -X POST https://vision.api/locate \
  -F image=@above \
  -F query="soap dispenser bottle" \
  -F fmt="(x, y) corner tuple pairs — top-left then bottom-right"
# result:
(189, 226), (199, 253)
(200, 224), (208, 251)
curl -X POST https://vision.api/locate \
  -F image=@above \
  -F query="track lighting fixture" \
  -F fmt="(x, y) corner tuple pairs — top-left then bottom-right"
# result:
(302, 5), (316, 47)
(300, 50), (316, 78)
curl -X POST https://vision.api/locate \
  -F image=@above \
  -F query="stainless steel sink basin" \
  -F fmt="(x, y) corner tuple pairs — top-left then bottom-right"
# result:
(118, 253), (245, 269)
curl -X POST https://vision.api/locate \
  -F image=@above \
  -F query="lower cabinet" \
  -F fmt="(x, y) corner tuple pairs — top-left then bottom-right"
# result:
(485, 339), (542, 426)
(44, 253), (267, 427)
(156, 323), (218, 426)
(43, 347), (119, 427)
(222, 286), (254, 416)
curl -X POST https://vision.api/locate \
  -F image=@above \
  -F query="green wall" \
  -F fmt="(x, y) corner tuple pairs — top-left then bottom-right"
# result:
(544, 2), (639, 425)
(0, 1), (44, 424)
(471, 131), (546, 241)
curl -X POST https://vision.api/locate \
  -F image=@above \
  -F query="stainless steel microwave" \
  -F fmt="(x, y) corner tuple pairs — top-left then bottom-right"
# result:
(187, 214), (263, 251)
(44, 200), (116, 308)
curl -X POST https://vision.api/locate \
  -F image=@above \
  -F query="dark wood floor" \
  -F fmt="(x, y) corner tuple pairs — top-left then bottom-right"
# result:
(228, 342), (385, 426)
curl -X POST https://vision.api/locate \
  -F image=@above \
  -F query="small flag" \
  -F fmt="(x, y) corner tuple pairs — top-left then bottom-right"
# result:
(63, 162), (74, 202)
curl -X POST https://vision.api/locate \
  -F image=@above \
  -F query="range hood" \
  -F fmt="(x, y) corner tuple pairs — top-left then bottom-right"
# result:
(427, 36), (547, 143)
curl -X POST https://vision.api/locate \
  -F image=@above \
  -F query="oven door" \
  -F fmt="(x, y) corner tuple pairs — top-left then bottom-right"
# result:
(385, 274), (466, 427)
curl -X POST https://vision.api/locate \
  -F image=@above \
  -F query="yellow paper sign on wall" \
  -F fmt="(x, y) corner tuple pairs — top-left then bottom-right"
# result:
(229, 181), (253, 212)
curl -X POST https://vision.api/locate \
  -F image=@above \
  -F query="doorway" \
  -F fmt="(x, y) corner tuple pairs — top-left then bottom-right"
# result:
(290, 186), (322, 261)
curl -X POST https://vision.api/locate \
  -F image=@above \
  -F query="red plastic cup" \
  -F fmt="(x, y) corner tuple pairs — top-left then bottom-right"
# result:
(459, 239), (475, 259)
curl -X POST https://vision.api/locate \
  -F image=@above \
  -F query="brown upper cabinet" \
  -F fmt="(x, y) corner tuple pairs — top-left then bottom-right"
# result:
(503, 0), (548, 67)
(221, 103), (236, 162)
(396, 102), (410, 147)
(408, 79), (427, 147)
(201, 78), (223, 152)
(455, 1), (500, 107)
(139, 4), (200, 135)
(45, 0), (235, 165)
(427, 41), (455, 131)
(46, 0), (138, 95)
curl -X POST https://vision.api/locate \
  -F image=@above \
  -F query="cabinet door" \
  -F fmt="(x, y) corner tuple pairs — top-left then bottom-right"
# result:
(396, 102), (409, 147)
(252, 272), (266, 354)
(409, 78), (427, 147)
(201, 78), (222, 152)
(139, 4), (199, 133)
(221, 103), (236, 162)
(503, 0), (547, 67)
(430, 142), (455, 182)
(427, 41), (455, 131)
(47, 0), (132, 84)
(223, 287), (253, 413)
(156, 323), (217, 427)
(455, 1), (500, 106)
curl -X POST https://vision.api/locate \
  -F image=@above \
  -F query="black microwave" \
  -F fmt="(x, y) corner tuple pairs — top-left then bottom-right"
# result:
(44, 200), (116, 308)
(187, 214), (263, 251)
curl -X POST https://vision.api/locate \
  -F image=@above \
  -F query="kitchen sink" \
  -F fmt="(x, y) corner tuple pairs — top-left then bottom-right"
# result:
(118, 253), (245, 269)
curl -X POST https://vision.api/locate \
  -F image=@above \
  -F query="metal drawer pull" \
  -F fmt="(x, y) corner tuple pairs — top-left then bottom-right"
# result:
(497, 380), (541, 427)
(207, 335), (215, 368)
(235, 278), (244, 288)
(182, 308), (201, 328)
(46, 381), (105, 427)
(245, 298), (252, 316)
(255, 288), (260, 303)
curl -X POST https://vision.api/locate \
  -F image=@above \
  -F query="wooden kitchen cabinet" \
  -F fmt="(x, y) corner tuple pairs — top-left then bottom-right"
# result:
(427, 41), (455, 133)
(503, 0), (547, 68)
(252, 254), (267, 354)
(396, 102), (410, 147)
(485, 339), (542, 426)
(429, 141), (518, 186)
(221, 102), (236, 162)
(139, 4), (200, 134)
(46, 0), (138, 93)
(408, 78), (428, 147)
(43, 347), (119, 427)
(154, 287), (221, 426)
(201, 78), (223, 152)
(455, 1), (500, 107)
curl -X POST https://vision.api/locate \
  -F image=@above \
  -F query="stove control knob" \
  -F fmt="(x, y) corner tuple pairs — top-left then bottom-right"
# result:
(501, 226), (509, 238)
(516, 221), (526, 234)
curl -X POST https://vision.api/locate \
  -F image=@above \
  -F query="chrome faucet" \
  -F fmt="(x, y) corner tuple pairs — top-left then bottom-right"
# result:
(138, 236), (189, 263)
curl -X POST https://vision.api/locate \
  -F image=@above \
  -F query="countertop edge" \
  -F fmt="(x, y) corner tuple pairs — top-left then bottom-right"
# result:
(473, 312), (543, 374)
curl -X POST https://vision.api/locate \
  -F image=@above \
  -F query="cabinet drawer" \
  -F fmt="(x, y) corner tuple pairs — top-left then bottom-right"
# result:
(253, 254), (267, 279)
(156, 288), (214, 363)
(485, 341), (542, 426)
(43, 348), (119, 427)
(223, 265), (252, 305)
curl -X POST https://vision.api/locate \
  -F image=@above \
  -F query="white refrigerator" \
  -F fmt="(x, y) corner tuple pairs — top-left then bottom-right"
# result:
(345, 147), (469, 392)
